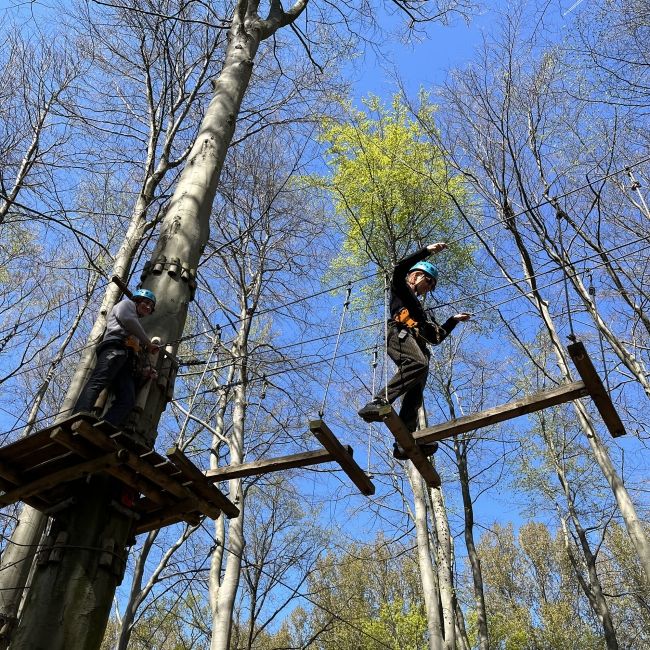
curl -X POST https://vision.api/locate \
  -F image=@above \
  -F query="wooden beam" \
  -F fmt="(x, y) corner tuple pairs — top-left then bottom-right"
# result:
(309, 420), (375, 496)
(205, 449), (335, 481)
(568, 342), (626, 438)
(134, 505), (202, 536)
(166, 446), (239, 519)
(381, 409), (441, 489)
(0, 459), (22, 486)
(414, 381), (589, 445)
(0, 451), (128, 507)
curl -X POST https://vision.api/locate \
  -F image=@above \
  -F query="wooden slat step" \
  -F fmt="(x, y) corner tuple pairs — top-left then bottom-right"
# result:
(380, 409), (440, 489)
(568, 342), (626, 438)
(205, 448), (335, 482)
(414, 381), (589, 445)
(309, 420), (375, 496)
(167, 446), (239, 519)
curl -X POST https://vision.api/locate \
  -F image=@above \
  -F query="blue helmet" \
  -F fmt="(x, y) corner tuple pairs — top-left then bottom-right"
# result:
(133, 288), (156, 305)
(409, 261), (438, 282)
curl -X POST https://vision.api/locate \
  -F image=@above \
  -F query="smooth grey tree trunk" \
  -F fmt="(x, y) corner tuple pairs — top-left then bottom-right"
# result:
(10, 1), (307, 647)
(407, 463), (444, 650)
(0, 275), (98, 649)
(428, 480), (456, 650)
(210, 307), (253, 650)
(455, 439), (489, 650)
(545, 433), (620, 649)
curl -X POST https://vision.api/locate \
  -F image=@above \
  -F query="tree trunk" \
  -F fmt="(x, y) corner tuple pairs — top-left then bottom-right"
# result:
(210, 310), (252, 649)
(538, 405), (619, 647)
(0, 275), (98, 649)
(10, 6), (264, 648)
(429, 481), (456, 650)
(407, 463), (443, 650)
(456, 439), (489, 650)
(559, 516), (619, 649)
(503, 205), (650, 585)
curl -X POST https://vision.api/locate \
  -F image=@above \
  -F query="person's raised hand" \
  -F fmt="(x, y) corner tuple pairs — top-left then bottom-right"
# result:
(453, 313), (471, 322)
(426, 242), (447, 254)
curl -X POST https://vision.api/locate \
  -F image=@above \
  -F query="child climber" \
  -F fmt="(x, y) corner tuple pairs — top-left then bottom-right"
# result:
(358, 242), (470, 458)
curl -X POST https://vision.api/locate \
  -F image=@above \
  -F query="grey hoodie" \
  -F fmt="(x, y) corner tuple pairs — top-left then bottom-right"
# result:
(103, 298), (152, 347)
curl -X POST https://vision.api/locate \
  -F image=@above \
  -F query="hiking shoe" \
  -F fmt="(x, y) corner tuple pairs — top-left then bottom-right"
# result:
(393, 443), (408, 460)
(358, 398), (389, 422)
(420, 441), (439, 457)
(393, 441), (439, 460)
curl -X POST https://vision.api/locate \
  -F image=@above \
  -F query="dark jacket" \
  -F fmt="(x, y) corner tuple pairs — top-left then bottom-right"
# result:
(389, 247), (457, 345)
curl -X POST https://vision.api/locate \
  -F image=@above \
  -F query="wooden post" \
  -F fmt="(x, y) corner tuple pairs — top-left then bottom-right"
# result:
(309, 420), (375, 496)
(380, 408), (441, 488)
(567, 341), (626, 438)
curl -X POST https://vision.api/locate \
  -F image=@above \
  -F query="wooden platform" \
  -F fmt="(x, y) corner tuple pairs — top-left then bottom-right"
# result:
(0, 414), (238, 535)
(205, 422), (376, 497)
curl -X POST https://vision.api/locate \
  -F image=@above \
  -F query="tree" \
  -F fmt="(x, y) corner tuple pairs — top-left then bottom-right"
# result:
(474, 521), (618, 649)
(282, 537), (428, 650)
(314, 93), (475, 649)
(6, 0), (474, 646)
(434, 0), (650, 592)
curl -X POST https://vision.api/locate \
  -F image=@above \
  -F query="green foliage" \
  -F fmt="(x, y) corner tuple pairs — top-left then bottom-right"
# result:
(268, 536), (427, 649)
(466, 522), (606, 649)
(311, 93), (474, 289)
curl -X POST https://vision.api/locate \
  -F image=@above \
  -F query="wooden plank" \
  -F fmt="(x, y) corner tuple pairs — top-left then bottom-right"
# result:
(0, 450), (128, 507)
(414, 381), (590, 445)
(51, 427), (167, 506)
(381, 409), (441, 489)
(308, 420), (375, 496)
(167, 446), (239, 519)
(568, 342), (626, 438)
(134, 503), (202, 536)
(205, 449), (335, 481)
(0, 413), (97, 466)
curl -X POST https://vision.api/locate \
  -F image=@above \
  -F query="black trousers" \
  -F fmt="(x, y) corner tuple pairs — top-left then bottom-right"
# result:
(376, 324), (430, 432)
(74, 342), (136, 426)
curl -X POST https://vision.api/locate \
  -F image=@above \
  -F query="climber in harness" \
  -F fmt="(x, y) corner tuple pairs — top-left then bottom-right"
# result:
(358, 243), (470, 459)
(74, 289), (160, 427)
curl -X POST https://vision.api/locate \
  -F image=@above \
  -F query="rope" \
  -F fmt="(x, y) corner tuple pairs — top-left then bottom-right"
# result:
(383, 273), (390, 402)
(366, 345), (378, 475)
(173, 153), (650, 348)
(556, 208), (577, 341)
(318, 283), (352, 418)
(588, 271), (611, 393)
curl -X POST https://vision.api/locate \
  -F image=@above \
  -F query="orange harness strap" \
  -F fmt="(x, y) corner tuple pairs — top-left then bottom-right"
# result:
(394, 307), (419, 330)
